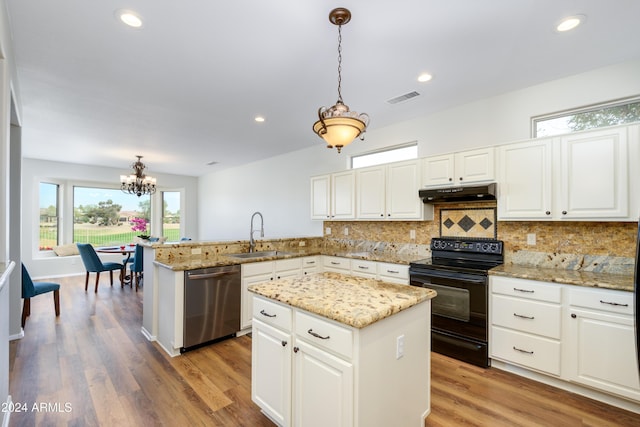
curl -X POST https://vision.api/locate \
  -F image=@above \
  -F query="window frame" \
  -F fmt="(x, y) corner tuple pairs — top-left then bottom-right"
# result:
(531, 95), (640, 138)
(350, 142), (418, 169)
(36, 179), (63, 256)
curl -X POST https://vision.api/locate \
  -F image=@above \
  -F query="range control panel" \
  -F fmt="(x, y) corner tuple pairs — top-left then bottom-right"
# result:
(431, 238), (503, 255)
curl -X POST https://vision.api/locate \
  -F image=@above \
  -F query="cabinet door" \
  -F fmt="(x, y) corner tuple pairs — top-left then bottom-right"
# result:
(274, 258), (302, 280)
(455, 147), (495, 184)
(497, 139), (553, 219)
(310, 174), (331, 220)
(331, 171), (356, 219)
(293, 339), (353, 427)
(566, 307), (640, 401)
(387, 160), (425, 219)
(241, 272), (273, 329)
(301, 256), (320, 276)
(356, 166), (386, 219)
(560, 127), (628, 219)
(252, 319), (292, 427)
(422, 154), (454, 187)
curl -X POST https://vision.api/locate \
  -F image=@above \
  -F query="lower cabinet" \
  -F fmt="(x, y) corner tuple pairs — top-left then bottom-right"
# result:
(565, 287), (640, 402)
(489, 276), (640, 406)
(251, 294), (430, 427)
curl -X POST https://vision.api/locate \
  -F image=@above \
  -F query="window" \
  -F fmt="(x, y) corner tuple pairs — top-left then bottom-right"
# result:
(351, 143), (418, 169)
(73, 186), (151, 246)
(162, 191), (181, 241)
(533, 96), (640, 138)
(39, 182), (59, 251)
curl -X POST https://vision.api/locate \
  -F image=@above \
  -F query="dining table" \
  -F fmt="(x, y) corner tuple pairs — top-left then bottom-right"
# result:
(96, 245), (137, 285)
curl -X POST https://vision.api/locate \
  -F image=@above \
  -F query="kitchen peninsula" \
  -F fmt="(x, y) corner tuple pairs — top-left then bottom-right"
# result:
(248, 272), (436, 427)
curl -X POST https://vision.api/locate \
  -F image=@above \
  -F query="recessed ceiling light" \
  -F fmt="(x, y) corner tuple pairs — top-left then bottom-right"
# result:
(417, 73), (433, 83)
(556, 15), (585, 32)
(254, 116), (265, 123)
(116, 9), (143, 28)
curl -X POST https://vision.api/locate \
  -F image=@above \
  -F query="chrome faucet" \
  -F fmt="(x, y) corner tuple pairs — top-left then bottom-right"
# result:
(249, 211), (264, 253)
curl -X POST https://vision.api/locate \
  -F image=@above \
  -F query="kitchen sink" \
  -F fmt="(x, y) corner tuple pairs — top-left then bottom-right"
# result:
(226, 250), (293, 259)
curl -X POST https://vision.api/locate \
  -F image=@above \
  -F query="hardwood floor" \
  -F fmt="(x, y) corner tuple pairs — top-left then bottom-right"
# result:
(9, 275), (640, 426)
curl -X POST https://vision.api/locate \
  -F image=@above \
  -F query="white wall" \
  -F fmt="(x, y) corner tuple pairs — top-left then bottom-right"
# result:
(198, 59), (640, 240)
(21, 158), (199, 278)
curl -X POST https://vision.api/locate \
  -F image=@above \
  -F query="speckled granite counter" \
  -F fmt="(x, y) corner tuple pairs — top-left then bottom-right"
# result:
(248, 271), (436, 328)
(490, 264), (633, 292)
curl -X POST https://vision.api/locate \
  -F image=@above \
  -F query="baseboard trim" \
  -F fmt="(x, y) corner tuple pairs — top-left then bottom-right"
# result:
(140, 327), (156, 342)
(9, 330), (24, 341)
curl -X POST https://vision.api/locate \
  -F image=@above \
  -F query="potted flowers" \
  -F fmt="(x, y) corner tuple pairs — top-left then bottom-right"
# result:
(131, 217), (150, 241)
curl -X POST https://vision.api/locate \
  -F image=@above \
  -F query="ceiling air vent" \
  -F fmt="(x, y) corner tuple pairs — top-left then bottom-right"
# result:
(387, 91), (420, 104)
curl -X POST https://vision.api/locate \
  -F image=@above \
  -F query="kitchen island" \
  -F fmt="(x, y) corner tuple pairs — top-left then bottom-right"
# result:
(248, 272), (436, 427)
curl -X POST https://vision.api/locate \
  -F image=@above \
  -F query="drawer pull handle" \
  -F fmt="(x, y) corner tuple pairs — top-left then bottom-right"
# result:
(358, 266), (369, 270)
(260, 309), (276, 318)
(308, 329), (330, 340)
(330, 262), (341, 265)
(513, 313), (535, 320)
(306, 261), (316, 265)
(513, 346), (534, 355)
(599, 300), (629, 307)
(513, 287), (534, 293)
(387, 270), (400, 274)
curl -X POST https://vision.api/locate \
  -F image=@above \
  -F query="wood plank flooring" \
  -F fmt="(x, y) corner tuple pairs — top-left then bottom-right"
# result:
(8, 275), (640, 426)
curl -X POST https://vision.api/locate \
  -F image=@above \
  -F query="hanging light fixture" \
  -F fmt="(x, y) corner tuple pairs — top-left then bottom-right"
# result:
(120, 155), (157, 197)
(313, 7), (369, 153)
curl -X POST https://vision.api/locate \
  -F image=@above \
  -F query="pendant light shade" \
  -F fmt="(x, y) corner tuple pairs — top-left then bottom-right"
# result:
(313, 8), (369, 153)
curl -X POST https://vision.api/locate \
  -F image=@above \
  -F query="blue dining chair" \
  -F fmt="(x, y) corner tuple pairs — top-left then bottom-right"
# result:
(21, 263), (60, 327)
(76, 243), (125, 293)
(129, 244), (144, 291)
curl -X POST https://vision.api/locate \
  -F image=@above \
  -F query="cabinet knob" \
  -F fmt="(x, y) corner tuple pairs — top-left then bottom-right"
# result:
(380, 214), (384, 217)
(571, 313), (577, 319)
(448, 177), (453, 182)
(459, 177), (463, 181)
(562, 211), (567, 215)
(545, 211), (551, 215)
(293, 347), (299, 353)
(387, 213), (391, 217)
(281, 340), (287, 347)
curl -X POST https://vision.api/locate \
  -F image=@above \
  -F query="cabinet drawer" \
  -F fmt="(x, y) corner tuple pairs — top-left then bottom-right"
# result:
(295, 310), (353, 359)
(301, 256), (320, 270)
(275, 257), (302, 272)
(492, 295), (561, 339)
(350, 259), (377, 277)
(377, 262), (409, 280)
(568, 287), (634, 316)
(253, 296), (292, 331)
(491, 326), (560, 376)
(243, 261), (274, 277)
(323, 256), (350, 271)
(491, 276), (562, 303)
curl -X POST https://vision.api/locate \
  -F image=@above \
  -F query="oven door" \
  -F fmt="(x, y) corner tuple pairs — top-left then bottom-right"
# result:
(410, 267), (490, 367)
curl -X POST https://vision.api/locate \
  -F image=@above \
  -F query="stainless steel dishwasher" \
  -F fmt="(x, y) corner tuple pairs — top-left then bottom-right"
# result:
(183, 264), (241, 351)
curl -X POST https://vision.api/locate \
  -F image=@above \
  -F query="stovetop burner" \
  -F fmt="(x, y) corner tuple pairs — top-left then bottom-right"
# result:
(410, 237), (504, 273)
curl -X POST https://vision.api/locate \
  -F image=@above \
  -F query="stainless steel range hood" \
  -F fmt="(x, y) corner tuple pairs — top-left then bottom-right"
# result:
(419, 183), (496, 203)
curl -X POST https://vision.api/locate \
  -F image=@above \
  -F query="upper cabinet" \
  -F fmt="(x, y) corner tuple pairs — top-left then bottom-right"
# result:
(422, 147), (495, 187)
(310, 171), (356, 220)
(357, 160), (433, 220)
(498, 125), (636, 221)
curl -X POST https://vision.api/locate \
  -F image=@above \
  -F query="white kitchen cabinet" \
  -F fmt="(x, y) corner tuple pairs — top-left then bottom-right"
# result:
(252, 297), (293, 426)
(241, 259), (303, 330)
(323, 256), (351, 273)
(349, 258), (377, 278)
(565, 287), (640, 402)
(559, 127), (628, 219)
(310, 171), (356, 220)
(251, 293), (430, 427)
(498, 125), (633, 220)
(422, 147), (495, 187)
(490, 276), (562, 376)
(497, 138), (553, 219)
(357, 159), (432, 220)
(376, 262), (409, 285)
(301, 256), (320, 276)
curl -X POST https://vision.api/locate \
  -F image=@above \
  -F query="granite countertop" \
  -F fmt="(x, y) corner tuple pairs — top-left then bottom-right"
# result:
(490, 264), (634, 293)
(248, 271), (436, 329)
(154, 249), (425, 271)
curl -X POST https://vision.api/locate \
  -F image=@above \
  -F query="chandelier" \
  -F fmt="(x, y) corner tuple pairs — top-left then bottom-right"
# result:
(313, 8), (369, 153)
(120, 155), (157, 197)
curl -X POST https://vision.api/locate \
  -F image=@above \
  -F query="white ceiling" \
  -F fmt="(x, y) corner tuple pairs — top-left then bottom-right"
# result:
(7, 1), (640, 177)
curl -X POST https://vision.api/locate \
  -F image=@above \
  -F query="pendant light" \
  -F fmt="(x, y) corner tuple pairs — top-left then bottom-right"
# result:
(313, 8), (369, 153)
(120, 155), (157, 197)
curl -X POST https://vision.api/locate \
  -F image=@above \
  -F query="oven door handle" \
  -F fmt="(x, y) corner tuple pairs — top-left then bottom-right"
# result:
(411, 269), (486, 284)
